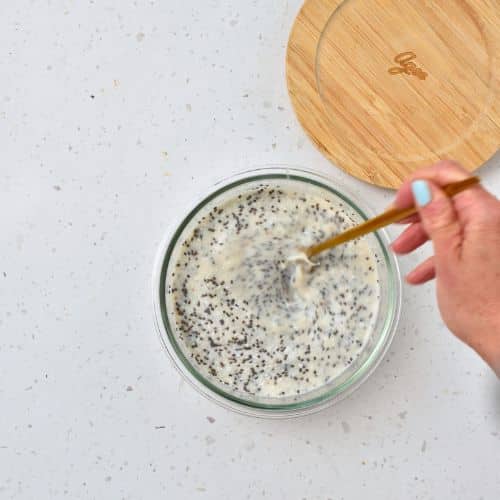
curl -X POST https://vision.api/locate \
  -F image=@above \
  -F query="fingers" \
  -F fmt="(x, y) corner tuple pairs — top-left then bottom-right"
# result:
(393, 160), (491, 221)
(393, 160), (472, 210)
(411, 179), (462, 264)
(391, 222), (428, 254)
(393, 221), (435, 285)
(390, 161), (496, 283)
(394, 213), (420, 225)
(406, 256), (436, 285)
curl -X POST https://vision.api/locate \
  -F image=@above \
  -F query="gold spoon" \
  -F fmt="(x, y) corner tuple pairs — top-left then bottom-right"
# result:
(305, 176), (480, 259)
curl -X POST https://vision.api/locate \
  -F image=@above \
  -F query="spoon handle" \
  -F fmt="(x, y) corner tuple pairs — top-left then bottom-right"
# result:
(306, 176), (480, 258)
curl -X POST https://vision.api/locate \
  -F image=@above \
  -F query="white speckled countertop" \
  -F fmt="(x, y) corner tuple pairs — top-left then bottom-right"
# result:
(1, 1), (499, 499)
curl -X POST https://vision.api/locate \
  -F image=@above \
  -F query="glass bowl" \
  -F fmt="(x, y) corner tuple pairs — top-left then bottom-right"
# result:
(152, 167), (401, 418)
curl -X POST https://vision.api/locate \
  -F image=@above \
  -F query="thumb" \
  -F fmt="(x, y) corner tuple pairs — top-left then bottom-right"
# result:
(411, 179), (462, 261)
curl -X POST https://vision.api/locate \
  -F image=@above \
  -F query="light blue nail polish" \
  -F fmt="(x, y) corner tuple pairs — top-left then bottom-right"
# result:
(411, 180), (431, 206)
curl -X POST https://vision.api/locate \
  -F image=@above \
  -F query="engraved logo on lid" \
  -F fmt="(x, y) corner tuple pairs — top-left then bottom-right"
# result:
(389, 52), (428, 80)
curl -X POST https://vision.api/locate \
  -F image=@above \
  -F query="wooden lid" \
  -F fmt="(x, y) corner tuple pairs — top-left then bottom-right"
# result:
(286, 0), (500, 188)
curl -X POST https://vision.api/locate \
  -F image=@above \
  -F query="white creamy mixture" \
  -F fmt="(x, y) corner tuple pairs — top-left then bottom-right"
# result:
(167, 180), (381, 398)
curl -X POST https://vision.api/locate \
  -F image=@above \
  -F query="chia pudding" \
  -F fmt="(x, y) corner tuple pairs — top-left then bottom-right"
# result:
(166, 179), (381, 399)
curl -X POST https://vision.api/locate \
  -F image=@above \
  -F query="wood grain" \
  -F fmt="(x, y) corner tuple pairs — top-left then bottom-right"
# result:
(286, 0), (500, 188)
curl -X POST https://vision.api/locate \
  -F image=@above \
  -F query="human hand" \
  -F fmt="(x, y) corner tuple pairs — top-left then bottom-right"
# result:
(391, 161), (500, 377)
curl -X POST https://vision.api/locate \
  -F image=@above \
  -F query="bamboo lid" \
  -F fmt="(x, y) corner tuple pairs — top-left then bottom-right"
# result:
(286, 0), (500, 188)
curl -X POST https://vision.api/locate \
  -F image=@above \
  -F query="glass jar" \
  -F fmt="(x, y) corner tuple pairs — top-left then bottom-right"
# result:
(152, 167), (401, 418)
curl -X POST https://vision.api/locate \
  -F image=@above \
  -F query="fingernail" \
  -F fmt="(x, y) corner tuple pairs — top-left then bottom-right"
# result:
(411, 180), (431, 207)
